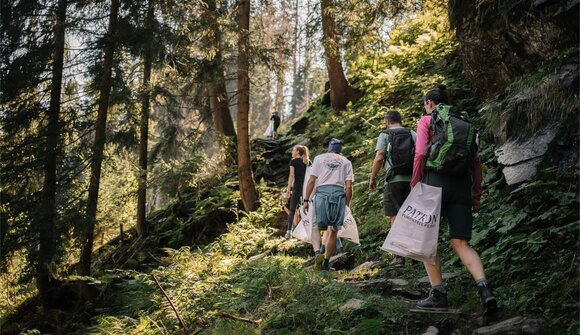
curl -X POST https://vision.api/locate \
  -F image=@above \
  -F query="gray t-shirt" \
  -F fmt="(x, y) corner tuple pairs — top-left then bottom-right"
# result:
(310, 153), (354, 187)
(375, 126), (417, 184)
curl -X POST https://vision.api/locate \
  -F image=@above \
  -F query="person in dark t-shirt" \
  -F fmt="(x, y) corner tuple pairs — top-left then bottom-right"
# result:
(271, 112), (281, 139)
(284, 145), (310, 239)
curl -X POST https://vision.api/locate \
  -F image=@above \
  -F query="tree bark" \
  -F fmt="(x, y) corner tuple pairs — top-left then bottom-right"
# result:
(136, 0), (155, 237)
(289, 0), (300, 117)
(273, 68), (285, 117)
(205, 0), (236, 138)
(300, 0), (313, 112)
(80, 0), (119, 285)
(320, 0), (354, 111)
(38, 0), (67, 311)
(237, 0), (258, 212)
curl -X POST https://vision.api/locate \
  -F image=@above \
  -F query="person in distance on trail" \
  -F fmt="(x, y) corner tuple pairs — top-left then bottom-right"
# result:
(270, 111), (281, 139)
(369, 110), (416, 268)
(412, 84), (497, 316)
(284, 145), (310, 239)
(304, 139), (354, 271)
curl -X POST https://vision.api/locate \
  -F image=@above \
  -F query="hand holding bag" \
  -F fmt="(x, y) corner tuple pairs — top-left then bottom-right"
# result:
(380, 182), (442, 264)
(292, 198), (316, 243)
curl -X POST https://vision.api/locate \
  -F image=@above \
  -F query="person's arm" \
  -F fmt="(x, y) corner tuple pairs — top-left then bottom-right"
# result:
(286, 165), (295, 198)
(369, 150), (385, 191)
(303, 175), (317, 212)
(345, 180), (353, 207)
(471, 151), (483, 211)
(411, 116), (431, 187)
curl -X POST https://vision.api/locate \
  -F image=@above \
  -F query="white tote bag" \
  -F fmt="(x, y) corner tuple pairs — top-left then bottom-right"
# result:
(292, 198), (316, 243)
(380, 182), (442, 264)
(263, 122), (274, 137)
(337, 206), (360, 244)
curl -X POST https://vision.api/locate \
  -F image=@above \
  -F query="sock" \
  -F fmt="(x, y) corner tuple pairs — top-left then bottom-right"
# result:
(432, 284), (446, 294)
(476, 279), (489, 287)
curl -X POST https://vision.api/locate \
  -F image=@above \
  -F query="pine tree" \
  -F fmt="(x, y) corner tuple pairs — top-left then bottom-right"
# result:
(237, 0), (258, 211)
(320, 0), (354, 111)
(80, 0), (119, 291)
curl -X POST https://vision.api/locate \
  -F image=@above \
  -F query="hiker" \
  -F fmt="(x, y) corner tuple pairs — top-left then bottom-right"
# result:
(270, 112), (281, 139)
(412, 84), (497, 316)
(304, 138), (354, 271)
(284, 145), (310, 239)
(369, 110), (416, 268)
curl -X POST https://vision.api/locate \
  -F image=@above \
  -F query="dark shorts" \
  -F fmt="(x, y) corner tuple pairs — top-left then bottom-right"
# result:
(422, 171), (473, 241)
(383, 181), (411, 216)
(273, 122), (280, 131)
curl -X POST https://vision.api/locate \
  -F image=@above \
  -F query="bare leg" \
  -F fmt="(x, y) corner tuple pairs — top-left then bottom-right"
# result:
(325, 229), (338, 259)
(451, 239), (486, 282)
(311, 227), (321, 253)
(423, 255), (443, 286)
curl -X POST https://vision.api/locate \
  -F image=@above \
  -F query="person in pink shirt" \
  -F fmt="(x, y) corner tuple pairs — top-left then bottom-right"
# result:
(413, 85), (497, 316)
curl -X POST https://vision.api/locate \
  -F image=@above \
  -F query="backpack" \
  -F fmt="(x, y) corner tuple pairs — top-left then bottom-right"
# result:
(381, 128), (415, 177)
(426, 104), (476, 175)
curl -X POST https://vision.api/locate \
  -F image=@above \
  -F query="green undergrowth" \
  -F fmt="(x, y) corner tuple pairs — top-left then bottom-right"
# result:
(77, 187), (419, 335)
(4, 1), (578, 334)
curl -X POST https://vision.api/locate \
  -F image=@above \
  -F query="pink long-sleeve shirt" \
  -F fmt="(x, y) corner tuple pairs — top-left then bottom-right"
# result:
(411, 115), (483, 201)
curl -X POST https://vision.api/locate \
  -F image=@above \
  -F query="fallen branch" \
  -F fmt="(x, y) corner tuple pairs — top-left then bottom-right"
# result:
(218, 311), (262, 325)
(151, 273), (188, 334)
(148, 252), (167, 265)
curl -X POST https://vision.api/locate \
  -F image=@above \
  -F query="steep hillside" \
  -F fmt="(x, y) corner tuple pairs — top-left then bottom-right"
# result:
(2, 2), (577, 335)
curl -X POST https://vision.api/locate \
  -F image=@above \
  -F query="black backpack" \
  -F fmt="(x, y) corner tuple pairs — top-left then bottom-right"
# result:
(381, 128), (415, 177)
(426, 104), (476, 175)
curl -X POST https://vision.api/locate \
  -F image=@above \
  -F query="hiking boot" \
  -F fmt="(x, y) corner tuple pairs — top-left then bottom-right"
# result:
(477, 281), (498, 316)
(284, 230), (292, 239)
(322, 260), (330, 271)
(416, 288), (448, 311)
(313, 252), (324, 271)
(389, 255), (405, 268)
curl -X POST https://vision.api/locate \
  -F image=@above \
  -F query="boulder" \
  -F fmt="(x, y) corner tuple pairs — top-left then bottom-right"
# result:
(339, 298), (365, 313)
(494, 128), (556, 185)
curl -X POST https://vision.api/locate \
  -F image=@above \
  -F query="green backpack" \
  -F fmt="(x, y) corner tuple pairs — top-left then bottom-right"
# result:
(426, 104), (476, 175)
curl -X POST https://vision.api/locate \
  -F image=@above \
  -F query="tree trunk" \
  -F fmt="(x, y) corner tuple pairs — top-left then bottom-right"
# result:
(289, 0), (300, 117)
(38, 0), (67, 311)
(136, 0), (155, 237)
(300, 0), (313, 112)
(80, 0), (119, 287)
(205, 0), (236, 138)
(320, 0), (354, 111)
(273, 68), (285, 117)
(237, 0), (258, 212)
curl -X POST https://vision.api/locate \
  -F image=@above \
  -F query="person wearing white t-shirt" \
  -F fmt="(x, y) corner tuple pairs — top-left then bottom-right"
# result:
(304, 138), (354, 271)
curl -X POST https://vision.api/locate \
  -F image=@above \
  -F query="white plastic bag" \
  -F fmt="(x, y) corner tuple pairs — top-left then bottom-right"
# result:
(302, 166), (312, 200)
(380, 182), (442, 264)
(263, 122), (274, 137)
(292, 198), (316, 243)
(337, 206), (360, 244)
